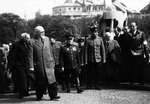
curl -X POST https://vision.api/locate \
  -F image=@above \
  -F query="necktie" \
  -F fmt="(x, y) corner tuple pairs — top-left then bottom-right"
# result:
(41, 38), (44, 43)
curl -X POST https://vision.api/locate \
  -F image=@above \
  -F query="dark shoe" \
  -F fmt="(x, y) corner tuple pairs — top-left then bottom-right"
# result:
(139, 82), (144, 85)
(50, 96), (61, 100)
(95, 86), (102, 90)
(62, 85), (66, 90)
(130, 82), (134, 84)
(37, 97), (42, 101)
(66, 89), (70, 93)
(19, 95), (24, 99)
(86, 85), (91, 89)
(24, 93), (30, 96)
(77, 88), (83, 93)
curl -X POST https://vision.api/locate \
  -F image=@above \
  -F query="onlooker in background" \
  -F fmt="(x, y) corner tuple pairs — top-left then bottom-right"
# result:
(84, 24), (106, 90)
(59, 32), (83, 93)
(77, 37), (86, 86)
(0, 47), (7, 93)
(49, 34), (66, 90)
(28, 26), (60, 101)
(105, 32), (121, 85)
(114, 27), (122, 42)
(7, 33), (30, 99)
(128, 22), (149, 85)
(118, 25), (131, 82)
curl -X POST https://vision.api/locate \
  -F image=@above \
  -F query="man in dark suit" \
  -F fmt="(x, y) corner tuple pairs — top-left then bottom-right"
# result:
(7, 33), (30, 99)
(49, 34), (66, 90)
(84, 24), (106, 90)
(0, 47), (6, 93)
(128, 22), (149, 85)
(59, 32), (83, 93)
(28, 26), (60, 100)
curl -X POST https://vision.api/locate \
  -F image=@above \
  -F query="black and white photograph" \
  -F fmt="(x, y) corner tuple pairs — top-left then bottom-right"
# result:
(0, 0), (150, 104)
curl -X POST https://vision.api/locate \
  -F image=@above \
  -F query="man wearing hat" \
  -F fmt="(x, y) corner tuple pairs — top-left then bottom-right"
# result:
(84, 24), (106, 90)
(59, 32), (83, 93)
(28, 26), (60, 100)
(49, 34), (66, 90)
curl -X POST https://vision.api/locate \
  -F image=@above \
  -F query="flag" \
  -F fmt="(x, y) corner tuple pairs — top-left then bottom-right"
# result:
(112, 0), (135, 13)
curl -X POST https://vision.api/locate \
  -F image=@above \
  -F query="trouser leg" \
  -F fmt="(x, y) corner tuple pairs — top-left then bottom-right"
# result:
(48, 82), (57, 98)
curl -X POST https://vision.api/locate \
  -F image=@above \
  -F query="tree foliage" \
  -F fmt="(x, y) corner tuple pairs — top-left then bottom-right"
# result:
(0, 13), (23, 44)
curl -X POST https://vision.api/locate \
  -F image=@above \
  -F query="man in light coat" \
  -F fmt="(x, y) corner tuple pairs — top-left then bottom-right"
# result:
(28, 26), (60, 100)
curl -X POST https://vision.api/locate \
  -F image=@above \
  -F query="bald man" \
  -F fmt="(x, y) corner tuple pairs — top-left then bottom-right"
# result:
(28, 26), (60, 101)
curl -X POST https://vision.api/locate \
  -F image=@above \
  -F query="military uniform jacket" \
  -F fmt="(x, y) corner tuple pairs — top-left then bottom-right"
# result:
(52, 41), (62, 66)
(59, 44), (80, 70)
(84, 35), (106, 64)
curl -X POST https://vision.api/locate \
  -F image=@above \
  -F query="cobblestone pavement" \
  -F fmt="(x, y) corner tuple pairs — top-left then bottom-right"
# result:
(1, 86), (150, 104)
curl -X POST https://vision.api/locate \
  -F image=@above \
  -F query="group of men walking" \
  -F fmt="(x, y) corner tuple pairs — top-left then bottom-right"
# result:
(0, 21), (149, 102)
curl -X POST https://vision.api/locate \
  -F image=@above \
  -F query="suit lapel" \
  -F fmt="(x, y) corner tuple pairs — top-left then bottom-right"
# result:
(43, 36), (47, 49)
(35, 38), (43, 49)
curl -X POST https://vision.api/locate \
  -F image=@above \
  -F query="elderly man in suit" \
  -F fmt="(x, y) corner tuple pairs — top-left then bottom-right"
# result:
(84, 24), (106, 90)
(28, 26), (60, 100)
(7, 33), (30, 99)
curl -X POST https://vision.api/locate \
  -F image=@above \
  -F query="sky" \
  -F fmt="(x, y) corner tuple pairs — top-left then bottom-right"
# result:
(0, 0), (149, 19)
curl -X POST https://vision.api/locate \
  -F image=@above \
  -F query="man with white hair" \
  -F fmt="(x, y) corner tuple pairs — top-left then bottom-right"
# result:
(28, 26), (60, 100)
(105, 32), (121, 85)
(7, 32), (30, 99)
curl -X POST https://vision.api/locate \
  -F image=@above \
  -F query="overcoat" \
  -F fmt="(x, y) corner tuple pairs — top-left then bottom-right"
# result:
(28, 36), (56, 84)
(7, 40), (30, 94)
(106, 39), (121, 77)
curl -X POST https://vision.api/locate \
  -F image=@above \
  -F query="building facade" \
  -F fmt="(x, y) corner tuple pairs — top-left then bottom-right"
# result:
(52, 0), (106, 19)
(140, 2), (150, 19)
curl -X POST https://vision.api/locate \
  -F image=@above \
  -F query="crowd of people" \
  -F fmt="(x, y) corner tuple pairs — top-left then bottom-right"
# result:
(0, 21), (149, 101)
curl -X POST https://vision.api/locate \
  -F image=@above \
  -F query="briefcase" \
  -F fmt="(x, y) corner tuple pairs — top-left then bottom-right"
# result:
(29, 71), (38, 82)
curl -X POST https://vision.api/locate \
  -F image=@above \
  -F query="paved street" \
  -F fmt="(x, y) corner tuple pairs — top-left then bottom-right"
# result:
(1, 85), (150, 104)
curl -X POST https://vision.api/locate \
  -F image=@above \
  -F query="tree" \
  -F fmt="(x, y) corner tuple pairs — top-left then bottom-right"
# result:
(48, 16), (78, 42)
(0, 13), (23, 44)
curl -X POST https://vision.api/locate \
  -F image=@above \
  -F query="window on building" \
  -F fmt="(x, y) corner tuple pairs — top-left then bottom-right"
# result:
(95, 7), (97, 10)
(88, 6), (91, 10)
(59, 9), (61, 11)
(69, 8), (71, 10)
(74, 7), (76, 10)
(99, 7), (101, 10)
(93, 7), (95, 10)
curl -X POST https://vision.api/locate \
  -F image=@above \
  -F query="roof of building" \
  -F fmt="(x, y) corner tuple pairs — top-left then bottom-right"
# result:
(53, 0), (103, 8)
(54, 2), (81, 8)
(140, 3), (150, 13)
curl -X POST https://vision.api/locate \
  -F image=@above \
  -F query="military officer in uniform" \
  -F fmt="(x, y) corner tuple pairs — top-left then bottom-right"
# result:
(84, 23), (106, 90)
(59, 32), (83, 93)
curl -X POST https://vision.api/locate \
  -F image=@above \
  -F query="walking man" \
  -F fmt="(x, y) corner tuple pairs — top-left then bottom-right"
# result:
(28, 26), (60, 100)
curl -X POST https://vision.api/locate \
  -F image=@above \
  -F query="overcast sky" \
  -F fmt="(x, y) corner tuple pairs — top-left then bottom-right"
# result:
(0, 0), (149, 19)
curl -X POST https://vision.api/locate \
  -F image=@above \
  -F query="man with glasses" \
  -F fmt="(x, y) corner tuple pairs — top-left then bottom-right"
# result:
(28, 26), (60, 100)
(128, 22), (149, 85)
